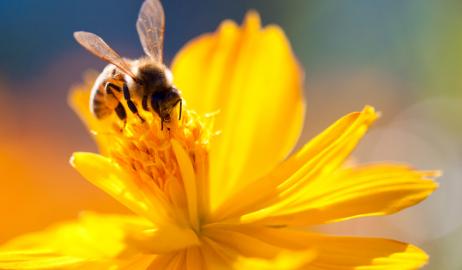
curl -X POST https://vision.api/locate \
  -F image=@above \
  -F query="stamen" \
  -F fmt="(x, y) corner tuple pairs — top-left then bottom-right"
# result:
(103, 106), (211, 228)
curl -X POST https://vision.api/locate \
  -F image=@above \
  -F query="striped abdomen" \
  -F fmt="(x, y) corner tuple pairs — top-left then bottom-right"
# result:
(89, 65), (125, 119)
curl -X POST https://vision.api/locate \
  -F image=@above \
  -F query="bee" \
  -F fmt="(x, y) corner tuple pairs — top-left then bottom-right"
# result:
(74, 0), (182, 129)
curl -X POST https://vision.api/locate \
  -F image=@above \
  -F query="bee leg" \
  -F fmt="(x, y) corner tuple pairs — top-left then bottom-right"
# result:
(106, 82), (122, 96)
(127, 100), (145, 122)
(178, 99), (182, 120)
(105, 83), (126, 129)
(105, 82), (124, 109)
(123, 84), (145, 122)
(115, 102), (127, 130)
(155, 99), (165, 131)
(142, 95), (149, 111)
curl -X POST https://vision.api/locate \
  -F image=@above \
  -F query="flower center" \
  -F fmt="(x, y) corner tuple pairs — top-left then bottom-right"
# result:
(105, 106), (211, 230)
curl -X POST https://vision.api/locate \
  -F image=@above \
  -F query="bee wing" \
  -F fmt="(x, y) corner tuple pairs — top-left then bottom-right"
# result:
(136, 0), (165, 62)
(74, 31), (136, 79)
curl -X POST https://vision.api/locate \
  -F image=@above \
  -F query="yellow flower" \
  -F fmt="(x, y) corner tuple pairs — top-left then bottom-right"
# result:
(0, 12), (438, 270)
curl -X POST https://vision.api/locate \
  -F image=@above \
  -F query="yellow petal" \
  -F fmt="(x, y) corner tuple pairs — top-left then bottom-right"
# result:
(201, 225), (315, 270)
(71, 153), (201, 254)
(171, 12), (305, 212)
(125, 225), (200, 254)
(204, 227), (288, 260)
(68, 72), (114, 154)
(171, 139), (199, 231)
(185, 247), (205, 270)
(0, 251), (85, 270)
(227, 226), (428, 269)
(305, 236), (428, 270)
(243, 164), (438, 225)
(148, 252), (190, 270)
(234, 251), (315, 270)
(212, 106), (378, 222)
(200, 241), (233, 270)
(147, 254), (177, 269)
(71, 152), (162, 222)
(0, 212), (150, 269)
(68, 72), (98, 131)
(117, 254), (156, 270)
(147, 248), (208, 270)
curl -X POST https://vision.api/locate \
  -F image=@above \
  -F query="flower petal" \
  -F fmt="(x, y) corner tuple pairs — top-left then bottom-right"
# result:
(69, 73), (115, 155)
(118, 254), (156, 270)
(71, 152), (163, 223)
(0, 251), (85, 270)
(0, 212), (151, 269)
(243, 164), (438, 225)
(171, 12), (305, 211)
(233, 251), (314, 270)
(230, 226), (428, 269)
(147, 254), (178, 270)
(147, 247), (207, 270)
(185, 247), (205, 270)
(71, 153), (200, 253)
(204, 227), (290, 260)
(171, 140), (199, 231)
(125, 225), (200, 255)
(306, 237), (428, 270)
(200, 229), (314, 270)
(212, 106), (378, 222)
(68, 72), (98, 131)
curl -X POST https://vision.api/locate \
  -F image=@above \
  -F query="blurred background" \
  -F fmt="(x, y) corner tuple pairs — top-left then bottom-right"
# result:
(0, 0), (460, 269)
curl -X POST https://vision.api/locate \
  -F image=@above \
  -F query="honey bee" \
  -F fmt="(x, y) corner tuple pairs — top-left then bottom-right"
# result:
(74, 0), (182, 129)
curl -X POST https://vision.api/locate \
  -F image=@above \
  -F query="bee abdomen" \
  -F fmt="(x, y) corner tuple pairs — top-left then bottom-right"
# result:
(90, 85), (113, 119)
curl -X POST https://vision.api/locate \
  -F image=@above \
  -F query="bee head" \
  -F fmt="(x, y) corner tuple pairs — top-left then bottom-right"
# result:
(150, 88), (182, 122)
